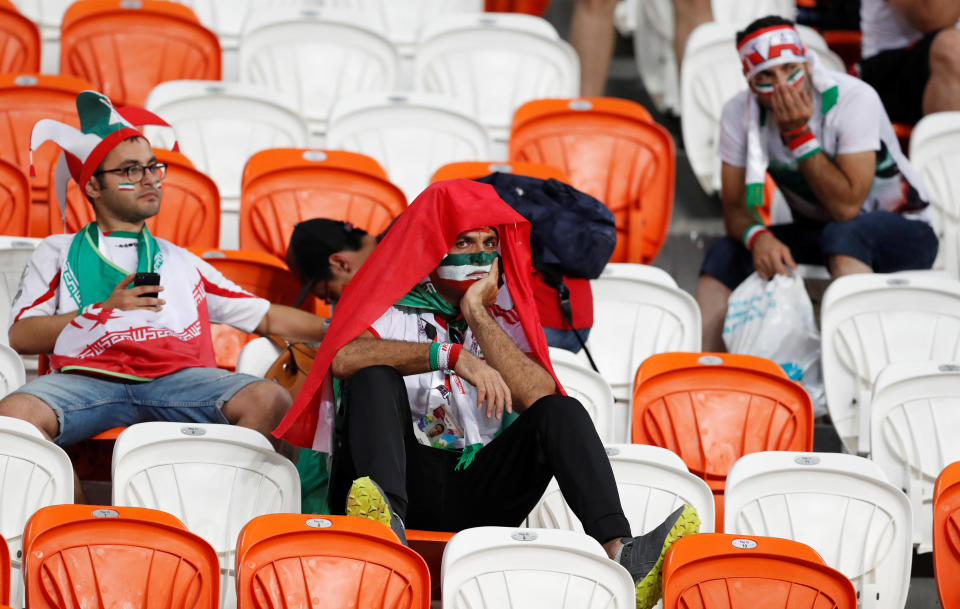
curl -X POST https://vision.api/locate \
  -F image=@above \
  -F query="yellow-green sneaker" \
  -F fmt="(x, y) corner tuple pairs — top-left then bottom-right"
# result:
(345, 476), (407, 545)
(618, 504), (699, 609)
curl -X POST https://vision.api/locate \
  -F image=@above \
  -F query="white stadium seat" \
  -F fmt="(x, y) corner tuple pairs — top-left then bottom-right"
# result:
(414, 12), (579, 148)
(10, 0), (72, 73)
(548, 347), (617, 442)
(870, 361), (960, 553)
(821, 273), (960, 455)
(326, 92), (490, 201)
(725, 451), (912, 609)
(145, 80), (309, 248)
(235, 336), (283, 377)
(112, 422), (301, 609)
(0, 415), (73, 609)
(0, 344), (25, 398)
(239, 6), (399, 144)
(527, 443), (715, 535)
(909, 111), (960, 278)
(631, 0), (678, 114)
(709, 0), (796, 28)
(796, 25), (847, 74)
(0, 236), (39, 346)
(441, 526), (635, 609)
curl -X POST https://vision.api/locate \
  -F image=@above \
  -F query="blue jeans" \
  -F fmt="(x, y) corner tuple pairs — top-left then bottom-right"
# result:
(13, 367), (266, 446)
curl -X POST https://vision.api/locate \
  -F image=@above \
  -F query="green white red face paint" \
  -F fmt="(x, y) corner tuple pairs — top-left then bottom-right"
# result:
(787, 67), (805, 87)
(435, 251), (498, 294)
(117, 183), (135, 191)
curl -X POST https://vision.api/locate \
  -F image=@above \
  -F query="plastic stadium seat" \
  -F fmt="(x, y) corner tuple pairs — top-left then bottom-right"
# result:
(822, 30), (862, 72)
(709, 0), (796, 28)
(59, 0), (220, 107)
(327, 92), (490, 202)
(509, 97), (675, 264)
(240, 148), (405, 258)
(528, 443), (715, 535)
(795, 25), (847, 74)
(146, 80), (309, 248)
(49, 148), (220, 248)
(821, 273), (960, 456)
(935, 462), (960, 609)
(8, 0), (70, 73)
(407, 529), (454, 603)
(239, 7), (398, 143)
(0, 1), (39, 72)
(909, 112), (960, 277)
(0, 345), (25, 397)
(662, 534), (857, 609)
(0, 416), (73, 609)
(235, 335), (282, 377)
(631, 0), (678, 114)
(633, 352), (814, 530)
(870, 361), (960, 554)
(0, 73), (93, 237)
(431, 160), (569, 183)
(441, 526), (635, 609)
(724, 451), (912, 609)
(548, 347), (617, 442)
(235, 514), (430, 609)
(583, 263), (700, 404)
(0, 159), (28, 236)
(413, 13), (579, 146)
(0, 237), (39, 374)
(22, 504), (220, 609)
(112, 422), (300, 609)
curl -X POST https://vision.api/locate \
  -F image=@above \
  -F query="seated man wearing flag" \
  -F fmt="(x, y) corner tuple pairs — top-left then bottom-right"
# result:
(695, 16), (938, 352)
(274, 179), (699, 609)
(1, 91), (326, 469)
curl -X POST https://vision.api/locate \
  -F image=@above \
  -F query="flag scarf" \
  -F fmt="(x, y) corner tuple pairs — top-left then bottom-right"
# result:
(64, 222), (159, 310)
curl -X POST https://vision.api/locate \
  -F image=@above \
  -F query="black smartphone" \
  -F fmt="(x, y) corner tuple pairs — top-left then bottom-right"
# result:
(133, 272), (161, 299)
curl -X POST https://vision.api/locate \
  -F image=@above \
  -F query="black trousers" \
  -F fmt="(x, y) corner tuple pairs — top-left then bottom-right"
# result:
(329, 365), (630, 544)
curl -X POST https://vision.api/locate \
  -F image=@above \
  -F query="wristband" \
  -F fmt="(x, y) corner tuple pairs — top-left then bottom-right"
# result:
(742, 224), (770, 251)
(783, 126), (821, 161)
(429, 342), (441, 371)
(447, 344), (463, 371)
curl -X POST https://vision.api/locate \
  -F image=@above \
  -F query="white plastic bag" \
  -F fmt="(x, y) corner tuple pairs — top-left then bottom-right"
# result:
(722, 272), (826, 417)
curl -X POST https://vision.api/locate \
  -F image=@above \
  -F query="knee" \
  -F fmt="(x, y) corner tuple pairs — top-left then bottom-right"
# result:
(0, 393), (59, 440)
(930, 29), (960, 78)
(228, 381), (291, 425)
(527, 394), (593, 426)
(352, 365), (402, 386)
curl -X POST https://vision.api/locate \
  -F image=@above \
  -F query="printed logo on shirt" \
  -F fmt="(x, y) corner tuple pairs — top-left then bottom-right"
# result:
(115, 242), (137, 248)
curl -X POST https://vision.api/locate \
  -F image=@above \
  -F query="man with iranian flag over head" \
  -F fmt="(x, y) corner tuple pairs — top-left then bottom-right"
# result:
(695, 16), (938, 352)
(1, 90), (327, 500)
(273, 179), (700, 609)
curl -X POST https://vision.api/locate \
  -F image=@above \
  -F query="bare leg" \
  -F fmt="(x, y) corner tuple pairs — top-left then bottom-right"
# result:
(695, 274), (731, 352)
(672, 0), (712, 66)
(827, 254), (872, 277)
(570, 0), (619, 97)
(923, 28), (960, 116)
(220, 380), (292, 450)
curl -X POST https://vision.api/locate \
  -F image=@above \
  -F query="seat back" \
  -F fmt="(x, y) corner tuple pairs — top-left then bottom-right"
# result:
(441, 526), (635, 609)
(0, 416), (74, 609)
(724, 451), (912, 609)
(680, 22), (745, 195)
(935, 461), (960, 609)
(0, 237), (39, 348)
(0, 345), (25, 397)
(795, 25), (847, 74)
(236, 513), (430, 609)
(9, 0), (72, 72)
(632, 352), (814, 528)
(60, 0), (220, 107)
(547, 347), (617, 442)
(631, 0), (678, 114)
(821, 273), (960, 455)
(430, 160), (569, 183)
(23, 504), (220, 609)
(327, 92), (490, 201)
(509, 97), (675, 263)
(0, 3), (40, 72)
(585, 264), (700, 401)
(708, 0), (796, 28)
(528, 443), (715, 535)
(240, 148), (405, 258)
(662, 534), (857, 609)
(112, 422), (300, 609)
(414, 13), (578, 142)
(870, 361), (960, 553)
(0, 159), (28, 236)
(909, 112), (960, 277)
(239, 7), (398, 142)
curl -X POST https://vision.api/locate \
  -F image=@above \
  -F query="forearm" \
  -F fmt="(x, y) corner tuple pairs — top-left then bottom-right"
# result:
(462, 301), (556, 410)
(891, 0), (960, 32)
(796, 153), (863, 221)
(255, 304), (327, 343)
(331, 338), (431, 379)
(8, 313), (76, 354)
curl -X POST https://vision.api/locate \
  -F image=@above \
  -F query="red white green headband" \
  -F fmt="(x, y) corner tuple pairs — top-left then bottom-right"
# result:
(737, 25), (807, 81)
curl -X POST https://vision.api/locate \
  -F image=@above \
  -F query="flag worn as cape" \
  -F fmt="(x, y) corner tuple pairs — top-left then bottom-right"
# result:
(273, 178), (564, 449)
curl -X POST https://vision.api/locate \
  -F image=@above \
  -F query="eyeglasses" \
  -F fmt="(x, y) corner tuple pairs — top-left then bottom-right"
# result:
(95, 162), (167, 183)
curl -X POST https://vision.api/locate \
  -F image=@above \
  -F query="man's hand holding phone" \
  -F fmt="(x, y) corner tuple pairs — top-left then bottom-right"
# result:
(102, 273), (165, 311)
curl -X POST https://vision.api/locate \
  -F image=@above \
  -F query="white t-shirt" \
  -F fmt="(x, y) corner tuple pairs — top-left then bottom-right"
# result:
(718, 71), (930, 224)
(861, 0), (960, 59)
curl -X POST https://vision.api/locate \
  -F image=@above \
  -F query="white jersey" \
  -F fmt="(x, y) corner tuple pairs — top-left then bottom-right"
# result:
(861, 0), (960, 58)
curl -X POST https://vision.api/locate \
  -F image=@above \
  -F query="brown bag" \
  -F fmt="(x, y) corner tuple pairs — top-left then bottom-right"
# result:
(263, 335), (318, 399)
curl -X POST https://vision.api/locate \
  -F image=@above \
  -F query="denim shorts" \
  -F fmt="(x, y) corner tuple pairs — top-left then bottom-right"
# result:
(13, 367), (267, 446)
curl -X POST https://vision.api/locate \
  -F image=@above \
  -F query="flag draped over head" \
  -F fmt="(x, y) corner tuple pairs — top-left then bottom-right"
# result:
(273, 178), (563, 450)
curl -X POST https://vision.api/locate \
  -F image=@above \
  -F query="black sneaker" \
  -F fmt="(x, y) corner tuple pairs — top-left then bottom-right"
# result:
(618, 504), (699, 609)
(345, 476), (407, 545)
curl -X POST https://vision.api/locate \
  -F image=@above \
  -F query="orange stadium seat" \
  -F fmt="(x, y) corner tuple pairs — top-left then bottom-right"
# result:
(235, 514), (431, 609)
(240, 148), (406, 259)
(22, 504), (220, 609)
(0, 0), (40, 73)
(407, 529), (455, 602)
(662, 534), (857, 609)
(485, 0), (551, 15)
(59, 0), (220, 107)
(49, 149), (220, 248)
(430, 160), (570, 183)
(632, 352), (814, 530)
(0, 73), (93, 238)
(0, 158), (29, 236)
(509, 97), (675, 264)
(935, 461), (960, 609)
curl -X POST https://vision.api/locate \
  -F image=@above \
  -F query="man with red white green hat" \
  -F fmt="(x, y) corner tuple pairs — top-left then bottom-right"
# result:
(695, 15), (938, 353)
(1, 91), (326, 494)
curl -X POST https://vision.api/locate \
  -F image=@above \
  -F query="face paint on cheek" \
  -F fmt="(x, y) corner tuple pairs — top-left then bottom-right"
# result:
(753, 82), (775, 96)
(117, 183), (136, 191)
(435, 251), (498, 294)
(155, 181), (162, 189)
(787, 67), (806, 88)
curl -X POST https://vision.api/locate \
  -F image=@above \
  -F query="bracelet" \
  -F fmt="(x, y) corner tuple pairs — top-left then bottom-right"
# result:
(447, 344), (462, 371)
(429, 342), (441, 371)
(742, 224), (770, 251)
(783, 127), (821, 162)
(780, 125), (809, 138)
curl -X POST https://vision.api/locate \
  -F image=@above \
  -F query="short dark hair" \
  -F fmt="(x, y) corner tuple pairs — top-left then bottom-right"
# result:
(736, 15), (796, 45)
